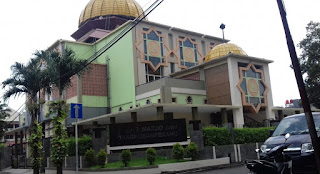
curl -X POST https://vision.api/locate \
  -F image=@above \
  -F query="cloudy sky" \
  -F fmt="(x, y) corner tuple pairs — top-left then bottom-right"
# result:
(0, 0), (319, 110)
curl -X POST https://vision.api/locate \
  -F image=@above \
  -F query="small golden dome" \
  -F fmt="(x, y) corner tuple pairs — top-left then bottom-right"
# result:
(204, 43), (247, 62)
(79, 0), (146, 27)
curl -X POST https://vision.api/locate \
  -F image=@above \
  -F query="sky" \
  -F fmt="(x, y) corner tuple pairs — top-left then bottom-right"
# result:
(0, 0), (319, 111)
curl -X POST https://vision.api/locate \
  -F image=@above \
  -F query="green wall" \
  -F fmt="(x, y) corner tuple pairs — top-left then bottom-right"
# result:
(172, 93), (206, 105)
(112, 102), (133, 112)
(65, 23), (136, 111)
(136, 95), (161, 107)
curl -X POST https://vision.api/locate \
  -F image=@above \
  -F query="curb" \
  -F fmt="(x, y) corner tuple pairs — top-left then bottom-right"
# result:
(161, 162), (245, 174)
(46, 165), (158, 172)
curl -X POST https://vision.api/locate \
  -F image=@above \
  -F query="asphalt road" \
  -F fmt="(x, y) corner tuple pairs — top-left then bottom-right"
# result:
(196, 165), (249, 174)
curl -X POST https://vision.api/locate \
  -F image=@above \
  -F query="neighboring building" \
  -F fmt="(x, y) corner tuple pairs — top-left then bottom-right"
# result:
(2, 108), (20, 146)
(272, 99), (319, 121)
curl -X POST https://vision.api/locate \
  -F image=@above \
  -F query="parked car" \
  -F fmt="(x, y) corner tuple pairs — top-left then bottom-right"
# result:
(260, 113), (320, 174)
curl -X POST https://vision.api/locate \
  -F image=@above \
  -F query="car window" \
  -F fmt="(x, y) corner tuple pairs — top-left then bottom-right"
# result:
(273, 115), (320, 136)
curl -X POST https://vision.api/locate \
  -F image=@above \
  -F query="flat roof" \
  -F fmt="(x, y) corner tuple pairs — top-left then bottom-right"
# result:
(170, 54), (274, 77)
(74, 103), (241, 126)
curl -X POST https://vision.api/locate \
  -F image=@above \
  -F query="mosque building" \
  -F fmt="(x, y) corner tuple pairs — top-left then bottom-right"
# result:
(9, 0), (299, 161)
(8, 1), (320, 169)
(38, 0), (278, 135)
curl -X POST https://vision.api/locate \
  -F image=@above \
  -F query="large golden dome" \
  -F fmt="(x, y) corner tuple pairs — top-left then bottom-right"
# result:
(79, 0), (146, 27)
(204, 43), (247, 62)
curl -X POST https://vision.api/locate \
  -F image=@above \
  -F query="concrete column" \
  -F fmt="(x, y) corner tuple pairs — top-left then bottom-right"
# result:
(14, 132), (18, 167)
(278, 110), (284, 120)
(189, 120), (204, 150)
(20, 131), (23, 155)
(164, 113), (173, 120)
(110, 117), (116, 124)
(26, 130), (30, 158)
(160, 86), (172, 104)
(131, 112), (137, 122)
(233, 108), (244, 128)
(266, 106), (276, 120)
(157, 107), (164, 120)
(92, 128), (107, 153)
(221, 108), (228, 124)
(199, 67), (206, 81)
(192, 107), (199, 120)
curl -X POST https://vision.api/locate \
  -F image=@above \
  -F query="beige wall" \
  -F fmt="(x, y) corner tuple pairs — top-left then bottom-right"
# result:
(134, 21), (225, 86)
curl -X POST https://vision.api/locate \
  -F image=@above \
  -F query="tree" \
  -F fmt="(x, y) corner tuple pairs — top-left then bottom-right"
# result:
(36, 47), (88, 98)
(0, 102), (10, 138)
(46, 100), (69, 173)
(36, 48), (88, 174)
(298, 21), (320, 108)
(2, 58), (50, 174)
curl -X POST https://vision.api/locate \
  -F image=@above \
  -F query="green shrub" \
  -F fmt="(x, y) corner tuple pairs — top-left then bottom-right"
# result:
(185, 142), (198, 160)
(85, 149), (97, 167)
(66, 135), (92, 156)
(121, 149), (131, 167)
(97, 149), (107, 167)
(203, 127), (232, 146)
(203, 127), (273, 146)
(234, 127), (272, 144)
(146, 147), (156, 165)
(172, 143), (184, 160)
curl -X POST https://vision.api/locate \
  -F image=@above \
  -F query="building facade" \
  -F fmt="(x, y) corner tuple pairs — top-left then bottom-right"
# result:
(35, 0), (279, 133)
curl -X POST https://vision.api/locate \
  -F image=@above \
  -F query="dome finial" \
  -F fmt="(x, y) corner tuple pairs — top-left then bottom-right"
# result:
(220, 23), (226, 41)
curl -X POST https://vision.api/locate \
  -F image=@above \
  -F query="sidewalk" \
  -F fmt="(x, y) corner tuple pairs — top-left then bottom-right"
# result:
(1, 168), (33, 174)
(45, 157), (230, 174)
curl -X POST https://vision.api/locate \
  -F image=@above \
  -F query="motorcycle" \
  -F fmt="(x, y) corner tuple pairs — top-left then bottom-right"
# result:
(246, 133), (292, 174)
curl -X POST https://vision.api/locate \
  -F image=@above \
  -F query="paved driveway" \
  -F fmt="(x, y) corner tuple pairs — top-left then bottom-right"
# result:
(1, 168), (33, 174)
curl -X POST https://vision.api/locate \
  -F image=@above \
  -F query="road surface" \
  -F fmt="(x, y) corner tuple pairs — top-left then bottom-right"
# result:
(197, 165), (249, 174)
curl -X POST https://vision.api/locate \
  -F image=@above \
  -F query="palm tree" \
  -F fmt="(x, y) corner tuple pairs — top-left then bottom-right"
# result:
(2, 58), (50, 174)
(36, 47), (88, 98)
(36, 48), (88, 174)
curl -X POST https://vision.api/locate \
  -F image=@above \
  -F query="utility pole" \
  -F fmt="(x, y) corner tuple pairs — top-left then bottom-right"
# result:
(276, 0), (320, 173)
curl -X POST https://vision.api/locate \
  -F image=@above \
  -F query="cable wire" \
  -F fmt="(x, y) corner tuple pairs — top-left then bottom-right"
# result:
(58, 0), (164, 80)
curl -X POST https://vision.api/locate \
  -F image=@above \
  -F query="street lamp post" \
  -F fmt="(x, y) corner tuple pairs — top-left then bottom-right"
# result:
(220, 23), (226, 41)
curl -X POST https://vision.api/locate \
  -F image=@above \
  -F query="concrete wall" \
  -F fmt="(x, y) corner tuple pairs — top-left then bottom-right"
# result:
(0, 146), (12, 170)
(49, 142), (261, 169)
(133, 21), (225, 86)
(136, 77), (205, 95)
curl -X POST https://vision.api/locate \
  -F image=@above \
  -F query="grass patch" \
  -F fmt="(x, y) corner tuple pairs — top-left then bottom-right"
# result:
(92, 156), (187, 169)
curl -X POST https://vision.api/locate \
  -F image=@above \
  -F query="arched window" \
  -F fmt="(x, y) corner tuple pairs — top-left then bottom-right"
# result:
(119, 107), (123, 111)
(146, 99), (151, 104)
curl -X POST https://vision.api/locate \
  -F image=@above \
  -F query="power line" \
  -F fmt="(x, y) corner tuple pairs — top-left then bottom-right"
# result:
(1, 0), (164, 129)
(58, 0), (164, 80)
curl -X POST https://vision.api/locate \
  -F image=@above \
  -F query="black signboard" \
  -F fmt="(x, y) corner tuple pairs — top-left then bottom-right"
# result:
(109, 119), (187, 147)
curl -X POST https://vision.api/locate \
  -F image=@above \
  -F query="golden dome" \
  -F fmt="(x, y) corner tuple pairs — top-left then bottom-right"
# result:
(79, 0), (146, 27)
(204, 43), (247, 62)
